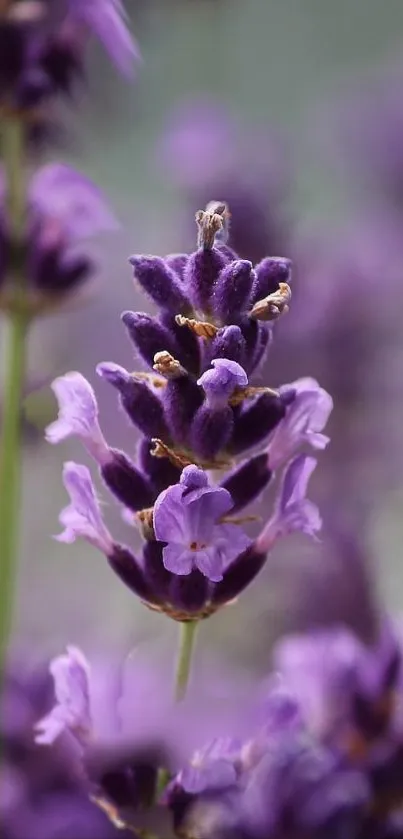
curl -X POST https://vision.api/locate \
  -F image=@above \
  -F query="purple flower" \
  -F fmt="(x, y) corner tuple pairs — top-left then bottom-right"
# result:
(56, 461), (114, 554)
(35, 646), (92, 746)
(29, 164), (117, 242)
(176, 738), (240, 797)
(46, 372), (110, 465)
(267, 377), (333, 471)
(256, 454), (321, 552)
(198, 359), (248, 409)
(67, 0), (140, 77)
(273, 619), (402, 748)
(153, 466), (251, 582)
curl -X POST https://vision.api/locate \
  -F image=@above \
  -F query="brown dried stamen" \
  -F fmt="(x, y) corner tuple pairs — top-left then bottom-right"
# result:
(249, 282), (292, 322)
(195, 204), (226, 249)
(175, 314), (219, 340)
(151, 439), (232, 471)
(153, 350), (185, 379)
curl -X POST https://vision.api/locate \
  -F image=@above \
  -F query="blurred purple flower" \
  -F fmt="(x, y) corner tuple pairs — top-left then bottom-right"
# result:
(67, 0), (139, 77)
(35, 646), (92, 746)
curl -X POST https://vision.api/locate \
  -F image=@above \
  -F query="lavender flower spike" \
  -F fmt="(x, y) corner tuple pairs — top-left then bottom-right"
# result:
(256, 454), (321, 553)
(57, 462), (114, 554)
(46, 372), (111, 465)
(35, 646), (92, 747)
(67, 0), (140, 77)
(153, 465), (251, 582)
(267, 377), (333, 471)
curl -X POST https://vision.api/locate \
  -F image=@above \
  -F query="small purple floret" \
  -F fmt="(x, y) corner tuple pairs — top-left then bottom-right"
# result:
(153, 466), (251, 582)
(198, 358), (248, 409)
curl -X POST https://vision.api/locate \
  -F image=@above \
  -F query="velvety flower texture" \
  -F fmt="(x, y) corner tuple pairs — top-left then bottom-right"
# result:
(0, 163), (116, 312)
(47, 204), (331, 620)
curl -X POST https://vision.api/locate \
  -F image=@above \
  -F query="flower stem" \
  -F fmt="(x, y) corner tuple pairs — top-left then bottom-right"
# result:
(0, 116), (27, 673)
(174, 620), (199, 702)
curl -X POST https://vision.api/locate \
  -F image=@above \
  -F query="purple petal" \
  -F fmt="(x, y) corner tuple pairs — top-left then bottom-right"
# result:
(29, 164), (117, 241)
(57, 461), (113, 554)
(162, 543), (194, 576)
(68, 0), (140, 76)
(195, 547), (224, 582)
(257, 455), (321, 552)
(198, 358), (248, 408)
(214, 523), (252, 569)
(181, 758), (237, 794)
(268, 378), (333, 470)
(35, 646), (92, 746)
(153, 483), (190, 544)
(186, 488), (234, 542)
(46, 372), (110, 465)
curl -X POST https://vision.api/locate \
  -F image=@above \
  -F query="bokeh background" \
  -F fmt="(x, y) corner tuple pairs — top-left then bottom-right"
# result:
(9, 0), (403, 667)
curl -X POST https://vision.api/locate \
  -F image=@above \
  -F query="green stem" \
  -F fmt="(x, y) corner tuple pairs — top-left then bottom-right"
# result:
(174, 620), (199, 702)
(0, 117), (27, 671)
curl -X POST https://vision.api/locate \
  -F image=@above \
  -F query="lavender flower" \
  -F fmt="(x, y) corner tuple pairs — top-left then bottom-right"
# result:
(0, 0), (138, 119)
(46, 203), (329, 620)
(167, 687), (369, 839)
(153, 466), (251, 582)
(0, 163), (116, 313)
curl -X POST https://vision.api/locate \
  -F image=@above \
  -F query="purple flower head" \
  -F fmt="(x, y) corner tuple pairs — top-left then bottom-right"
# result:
(0, 164), (117, 308)
(267, 377), (333, 471)
(274, 618), (402, 750)
(153, 466), (251, 582)
(67, 0), (140, 77)
(35, 646), (92, 747)
(57, 461), (113, 554)
(198, 358), (248, 409)
(257, 454), (321, 553)
(46, 372), (110, 465)
(29, 164), (117, 243)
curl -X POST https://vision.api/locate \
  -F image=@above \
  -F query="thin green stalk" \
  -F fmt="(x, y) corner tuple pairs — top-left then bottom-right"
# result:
(0, 116), (27, 670)
(174, 620), (199, 702)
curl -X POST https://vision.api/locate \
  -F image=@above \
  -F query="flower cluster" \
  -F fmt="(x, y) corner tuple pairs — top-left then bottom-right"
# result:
(0, 0), (137, 314)
(46, 202), (331, 620)
(34, 616), (403, 839)
(0, 0), (138, 124)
